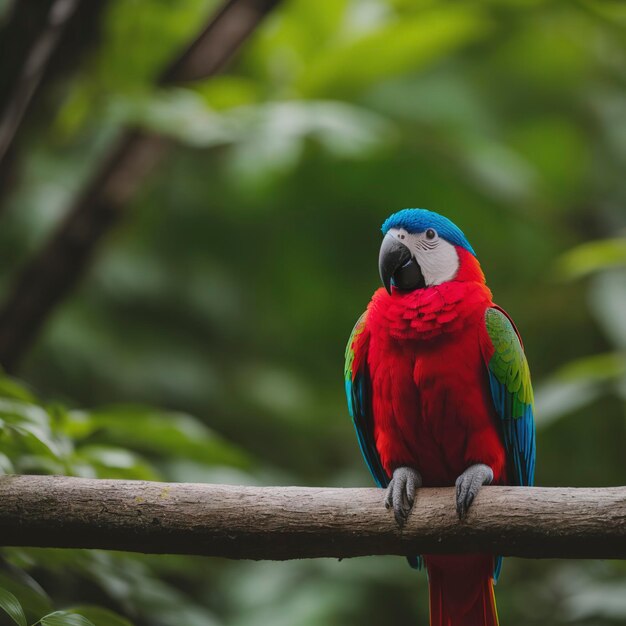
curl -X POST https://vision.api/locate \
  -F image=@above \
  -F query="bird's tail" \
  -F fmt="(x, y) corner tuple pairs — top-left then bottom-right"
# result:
(425, 555), (499, 626)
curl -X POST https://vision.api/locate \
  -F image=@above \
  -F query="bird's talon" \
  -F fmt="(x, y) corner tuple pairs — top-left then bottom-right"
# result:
(455, 463), (493, 519)
(384, 467), (422, 528)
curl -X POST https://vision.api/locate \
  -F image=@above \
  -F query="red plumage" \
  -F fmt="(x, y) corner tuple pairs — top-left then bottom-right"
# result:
(354, 247), (504, 625)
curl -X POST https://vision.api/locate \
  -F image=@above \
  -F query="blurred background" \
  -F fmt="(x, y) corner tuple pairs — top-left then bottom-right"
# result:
(0, 0), (625, 624)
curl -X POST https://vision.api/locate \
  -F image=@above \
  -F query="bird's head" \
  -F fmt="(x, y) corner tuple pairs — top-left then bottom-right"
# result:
(378, 208), (477, 294)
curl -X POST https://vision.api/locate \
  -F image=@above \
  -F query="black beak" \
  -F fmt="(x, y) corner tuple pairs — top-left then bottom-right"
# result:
(378, 233), (425, 295)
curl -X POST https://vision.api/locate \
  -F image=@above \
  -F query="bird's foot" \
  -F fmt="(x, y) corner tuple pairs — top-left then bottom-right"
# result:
(455, 463), (493, 519)
(385, 467), (422, 527)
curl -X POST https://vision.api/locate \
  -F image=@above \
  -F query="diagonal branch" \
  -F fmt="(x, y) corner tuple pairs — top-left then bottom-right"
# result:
(0, 0), (280, 372)
(0, 0), (82, 166)
(0, 476), (624, 560)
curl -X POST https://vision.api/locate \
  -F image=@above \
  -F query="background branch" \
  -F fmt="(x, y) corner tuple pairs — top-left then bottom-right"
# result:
(0, 0), (108, 206)
(0, 0), (280, 372)
(0, 0), (82, 166)
(0, 476), (623, 560)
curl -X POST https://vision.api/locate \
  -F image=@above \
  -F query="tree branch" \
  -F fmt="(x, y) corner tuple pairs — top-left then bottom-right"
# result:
(0, 0), (82, 166)
(0, 0), (108, 208)
(0, 476), (623, 559)
(0, 0), (280, 372)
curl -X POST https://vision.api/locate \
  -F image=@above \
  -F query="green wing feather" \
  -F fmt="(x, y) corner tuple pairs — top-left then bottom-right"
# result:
(483, 307), (536, 487)
(483, 306), (536, 581)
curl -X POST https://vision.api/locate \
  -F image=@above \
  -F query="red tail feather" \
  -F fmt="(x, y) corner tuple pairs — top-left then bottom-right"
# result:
(426, 555), (499, 626)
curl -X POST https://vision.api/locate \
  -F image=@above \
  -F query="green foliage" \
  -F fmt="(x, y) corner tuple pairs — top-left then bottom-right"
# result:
(0, 570), (52, 622)
(0, 587), (26, 626)
(0, 587), (99, 626)
(0, 378), (248, 480)
(0, 376), (250, 626)
(296, 7), (491, 97)
(0, 0), (625, 625)
(62, 608), (132, 626)
(555, 239), (626, 280)
(38, 612), (95, 626)
(536, 240), (626, 426)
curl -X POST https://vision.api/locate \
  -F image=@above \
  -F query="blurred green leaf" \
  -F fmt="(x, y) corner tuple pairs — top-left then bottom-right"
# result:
(9, 425), (63, 461)
(555, 238), (626, 279)
(581, 0), (626, 23)
(229, 100), (396, 181)
(589, 269), (626, 349)
(74, 445), (159, 481)
(556, 352), (626, 382)
(0, 399), (52, 428)
(535, 352), (626, 426)
(39, 611), (95, 626)
(0, 452), (14, 474)
(72, 406), (249, 468)
(0, 572), (52, 621)
(0, 378), (36, 403)
(76, 445), (142, 469)
(113, 92), (396, 175)
(110, 89), (237, 147)
(0, 587), (27, 626)
(193, 76), (261, 110)
(298, 7), (491, 96)
(63, 607), (133, 626)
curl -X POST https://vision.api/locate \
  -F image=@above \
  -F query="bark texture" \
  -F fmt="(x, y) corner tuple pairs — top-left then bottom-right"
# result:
(0, 475), (623, 560)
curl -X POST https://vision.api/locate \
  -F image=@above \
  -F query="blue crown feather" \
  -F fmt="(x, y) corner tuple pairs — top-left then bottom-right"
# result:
(381, 208), (476, 256)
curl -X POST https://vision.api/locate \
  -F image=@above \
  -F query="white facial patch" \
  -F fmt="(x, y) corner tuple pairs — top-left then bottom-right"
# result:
(387, 228), (460, 286)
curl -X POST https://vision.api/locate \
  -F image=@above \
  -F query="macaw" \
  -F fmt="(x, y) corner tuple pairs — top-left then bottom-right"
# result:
(344, 209), (535, 626)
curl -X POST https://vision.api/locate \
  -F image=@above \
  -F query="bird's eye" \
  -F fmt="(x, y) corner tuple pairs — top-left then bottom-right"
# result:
(425, 228), (437, 240)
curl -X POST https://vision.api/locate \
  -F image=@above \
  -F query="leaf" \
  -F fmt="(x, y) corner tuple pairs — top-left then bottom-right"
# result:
(110, 89), (237, 147)
(0, 378), (36, 402)
(555, 352), (626, 382)
(0, 399), (51, 428)
(228, 101), (396, 181)
(0, 587), (27, 626)
(297, 7), (491, 97)
(63, 606), (134, 626)
(588, 269), (626, 349)
(193, 76), (261, 110)
(534, 352), (626, 426)
(74, 406), (249, 468)
(0, 570), (53, 619)
(555, 238), (626, 280)
(40, 611), (96, 626)
(78, 445), (145, 469)
(534, 377), (602, 428)
(9, 424), (64, 460)
(580, 0), (626, 24)
(0, 452), (14, 474)
(74, 445), (159, 481)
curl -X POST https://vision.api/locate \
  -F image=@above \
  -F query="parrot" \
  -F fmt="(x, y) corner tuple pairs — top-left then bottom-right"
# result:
(344, 208), (535, 626)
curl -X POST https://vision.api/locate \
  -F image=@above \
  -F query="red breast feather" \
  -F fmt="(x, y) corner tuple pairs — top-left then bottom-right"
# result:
(364, 247), (507, 486)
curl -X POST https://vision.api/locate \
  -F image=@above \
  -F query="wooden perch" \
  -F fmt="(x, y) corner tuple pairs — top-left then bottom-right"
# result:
(0, 475), (624, 560)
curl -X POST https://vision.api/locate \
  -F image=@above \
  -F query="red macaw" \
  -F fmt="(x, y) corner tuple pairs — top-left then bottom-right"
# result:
(344, 209), (535, 626)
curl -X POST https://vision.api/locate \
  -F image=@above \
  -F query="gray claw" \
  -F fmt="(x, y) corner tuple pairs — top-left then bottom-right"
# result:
(455, 463), (493, 519)
(385, 467), (422, 527)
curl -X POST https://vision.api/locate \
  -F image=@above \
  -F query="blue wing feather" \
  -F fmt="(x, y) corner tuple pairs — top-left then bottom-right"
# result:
(483, 307), (536, 487)
(482, 306), (536, 581)
(344, 313), (388, 488)
(344, 313), (421, 570)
